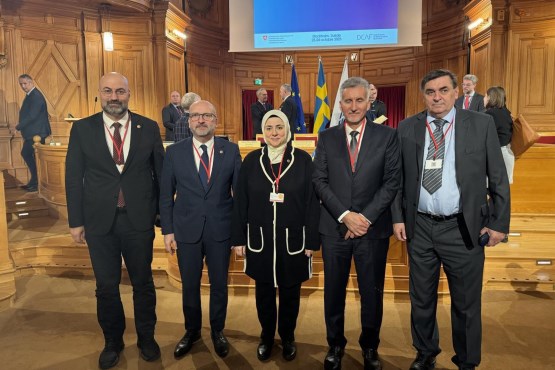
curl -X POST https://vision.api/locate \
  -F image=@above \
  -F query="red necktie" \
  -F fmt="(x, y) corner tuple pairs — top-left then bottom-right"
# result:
(112, 122), (125, 207)
(464, 95), (470, 110)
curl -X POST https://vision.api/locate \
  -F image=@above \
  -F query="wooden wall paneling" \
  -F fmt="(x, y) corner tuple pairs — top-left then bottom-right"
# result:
(470, 33), (491, 91)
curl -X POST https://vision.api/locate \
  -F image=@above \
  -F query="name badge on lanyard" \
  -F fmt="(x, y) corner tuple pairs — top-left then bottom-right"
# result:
(425, 159), (443, 169)
(269, 192), (285, 203)
(268, 150), (286, 203)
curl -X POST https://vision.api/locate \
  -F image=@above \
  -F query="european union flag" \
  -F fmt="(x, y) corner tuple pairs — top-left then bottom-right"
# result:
(290, 64), (306, 133)
(313, 59), (331, 133)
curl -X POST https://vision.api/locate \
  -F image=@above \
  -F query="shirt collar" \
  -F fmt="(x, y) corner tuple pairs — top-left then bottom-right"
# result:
(103, 111), (130, 128)
(344, 118), (366, 135)
(426, 107), (456, 127)
(26, 87), (36, 96)
(193, 136), (215, 150)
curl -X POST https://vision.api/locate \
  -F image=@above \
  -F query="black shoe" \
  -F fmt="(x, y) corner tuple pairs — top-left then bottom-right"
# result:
(99, 339), (124, 369)
(257, 341), (273, 361)
(26, 185), (38, 192)
(137, 338), (161, 362)
(410, 352), (436, 370)
(282, 340), (296, 361)
(211, 330), (229, 358)
(174, 330), (201, 358)
(363, 348), (382, 370)
(324, 346), (344, 370)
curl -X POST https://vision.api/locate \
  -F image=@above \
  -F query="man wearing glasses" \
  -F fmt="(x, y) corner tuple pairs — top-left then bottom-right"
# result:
(65, 72), (165, 369)
(159, 100), (242, 359)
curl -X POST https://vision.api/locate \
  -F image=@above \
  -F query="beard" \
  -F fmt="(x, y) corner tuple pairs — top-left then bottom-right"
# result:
(102, 100), (128, 117)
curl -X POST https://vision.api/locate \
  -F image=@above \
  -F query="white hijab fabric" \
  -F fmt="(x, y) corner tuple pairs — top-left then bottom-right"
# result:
(261, 109), (291, 164)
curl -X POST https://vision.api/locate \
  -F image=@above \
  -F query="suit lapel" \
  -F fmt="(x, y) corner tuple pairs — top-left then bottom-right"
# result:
(354, 121), (373, 174)
(122, 113), (141, 174)
(95, 113), (120, 176)
(454, 109), (469, 185)
(413, 112), (427, 178)
(206, 138), (224, 193)
(334, 124), (352, 174)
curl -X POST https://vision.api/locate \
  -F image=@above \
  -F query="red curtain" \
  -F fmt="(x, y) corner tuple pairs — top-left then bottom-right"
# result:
(242, 89), (275, 140)
(378, 85), (406, 129)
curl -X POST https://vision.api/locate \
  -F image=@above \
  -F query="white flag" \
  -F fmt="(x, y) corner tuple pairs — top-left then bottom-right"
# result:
(330, 58), (349, 127)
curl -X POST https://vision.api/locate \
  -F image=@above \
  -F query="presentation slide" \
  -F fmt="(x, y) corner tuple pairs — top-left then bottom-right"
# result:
(253, 0), (398, 49)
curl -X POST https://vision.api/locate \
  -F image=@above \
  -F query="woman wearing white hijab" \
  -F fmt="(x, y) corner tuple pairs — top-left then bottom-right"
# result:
(231, 110), (320, 362)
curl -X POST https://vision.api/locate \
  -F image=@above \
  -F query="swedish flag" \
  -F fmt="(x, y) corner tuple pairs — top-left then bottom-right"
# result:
(313, 59), (331, 133)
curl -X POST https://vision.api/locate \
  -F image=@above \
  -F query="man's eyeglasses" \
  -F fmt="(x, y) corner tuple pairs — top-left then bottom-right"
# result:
(100, 88), (128, 97)
(189, 113), (217, 121)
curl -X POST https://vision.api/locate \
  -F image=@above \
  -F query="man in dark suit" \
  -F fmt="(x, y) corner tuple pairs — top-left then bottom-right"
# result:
(16, 74), (52, 192)
(455, 74), (485, 112)
(392, 69), (510, 370)
(159, 100), (242, 360)
(369, 83), (387, 119)
(162, 90), (183, 141)
(65, 72), (164, 369)
(279, 83), (298, 139)
(313, 77), (401, 370)
(250, 88), (272, 138)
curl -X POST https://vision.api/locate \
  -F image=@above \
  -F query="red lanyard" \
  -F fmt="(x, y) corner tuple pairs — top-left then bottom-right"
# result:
(268, 150), (286, 193)
(345, 119), (366, 172)
(425, 117), (454, 160)
(193, 143), (214, 183)
(104, 115), (131, 161)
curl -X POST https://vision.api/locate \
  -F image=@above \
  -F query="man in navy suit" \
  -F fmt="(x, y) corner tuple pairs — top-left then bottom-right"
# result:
(160, 100), (242, 359)
(313, 77), (401, 370)
(279, 84), (298, 139)
(162, 91), (183, 141)
(66, 72), (165, 369)
(16, 74), (52, 192)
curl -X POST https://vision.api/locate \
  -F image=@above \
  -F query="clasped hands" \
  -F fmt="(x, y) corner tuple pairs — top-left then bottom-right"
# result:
(342, 211), (371, 240)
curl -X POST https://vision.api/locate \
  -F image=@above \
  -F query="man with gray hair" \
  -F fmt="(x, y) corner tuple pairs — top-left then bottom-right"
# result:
(455, 74), (485, 112)
(313, 76), (401, 370)
(250, 88), (273, 138)
(174, 92), (201, 142)
(279, 83), (297, 139)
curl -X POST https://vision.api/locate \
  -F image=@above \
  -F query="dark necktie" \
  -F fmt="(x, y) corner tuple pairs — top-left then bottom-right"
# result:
(422, 119), (446, 194)
(112, 122), (125, 207)
(199, 144), (209, 190)
(349, 131), (359, 170)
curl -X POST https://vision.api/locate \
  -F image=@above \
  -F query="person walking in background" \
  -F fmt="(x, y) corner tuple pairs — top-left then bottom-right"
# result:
(162, 90), (183, 141)
(65, 72), (164, 369)
(392, 69), (510, 370)
(484, 86), (514, 184)
(231, 109), (320, 362)
(16, 74), (52, 192)
(174, 92), (201, 142)
(159, 100), (242, 360)
(313, 77), (401, 370)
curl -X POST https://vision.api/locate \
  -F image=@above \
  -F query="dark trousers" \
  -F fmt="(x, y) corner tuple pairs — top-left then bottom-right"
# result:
(21, 137), (45, 186)
(322, 235), (389, 349)
(176, 233), (231, 332)
(86, 209), (157, 342)
(408, 214), (484, 368)
(255, 281), (301, 343)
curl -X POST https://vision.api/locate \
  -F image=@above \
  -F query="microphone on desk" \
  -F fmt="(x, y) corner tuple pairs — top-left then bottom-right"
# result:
(94, 96), (98, 112)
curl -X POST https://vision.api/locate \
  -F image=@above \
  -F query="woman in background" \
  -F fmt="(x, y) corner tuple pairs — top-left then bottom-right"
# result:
(484, 86), (514, 183)
(231, 110), (320, 362)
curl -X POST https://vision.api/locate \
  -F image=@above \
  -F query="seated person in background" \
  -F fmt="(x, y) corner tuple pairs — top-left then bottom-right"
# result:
(484, 86), (514, 184)
(174, 92), (201, 142)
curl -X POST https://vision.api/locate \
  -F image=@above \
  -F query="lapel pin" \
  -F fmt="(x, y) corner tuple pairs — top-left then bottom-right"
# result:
(137, 125), (141, 128)
(220, 150), (223, 154)
(287, 159), (291, 163)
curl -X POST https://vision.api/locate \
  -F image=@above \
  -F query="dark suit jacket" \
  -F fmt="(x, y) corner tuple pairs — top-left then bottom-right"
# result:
(65, 112), (165, 235)
(250, 101), (273, 138)
(370, 100), (387, 119)
(391, 109), (510, 247)
(16, 88), (51, 140)
(280, 95), (298, 138)
(455, 93), (485, 112)
(485, 106), (513, 146)
(162, 103), (182, 141)
(313, 122), (401, 239)
(159, 137), (242, 243)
